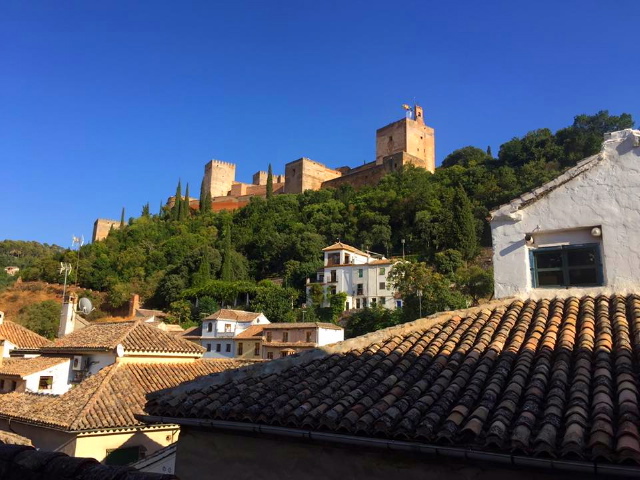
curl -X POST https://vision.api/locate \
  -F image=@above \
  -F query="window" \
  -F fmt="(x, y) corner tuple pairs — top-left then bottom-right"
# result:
(327, 253), (340, 265)
(362, 298), (367, 308)
(379, 297), (385, 305)
(330, 270), (337, 282)
(206, 343), (211, 352)
(345, 302), (350, 310)
(238, 343), (243, 355)
(344, 254), (350, 264)
(356, 284), (363, 295)
(10, 381), (16, 391)
(39, 376), (53, 391)
(216, 343), (221, 352)
(225, 343), (231, 353)
(330, 286), (336, 295)
(282, 332), (289, 342)
(356, 299), (361, 309)
(306, 331), (312, 342)
(379, 267), (385, 275)
(0, 379), (4, 390)
(207, 322), (213, 333)
(358, 269), (363, 278)
(379, 282), (386, 290)
(105, 446), (144, 466)
(371, 298), (377, 306)
(531, 244), (603, 288)
(254, 343), (260, 356)
(266, 331), (273, 342)
(396, 300), (403, 308)
(267, 352), (274, 360)
(224, 323), (232, 332)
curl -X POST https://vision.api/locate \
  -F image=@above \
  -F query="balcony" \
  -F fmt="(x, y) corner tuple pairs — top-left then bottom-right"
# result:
(214, 331), (235, 338)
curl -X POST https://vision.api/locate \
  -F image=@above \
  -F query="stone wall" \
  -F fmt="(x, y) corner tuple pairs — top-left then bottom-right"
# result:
(92, 219), (121, 242)
(284, 158), (342, 194)
(375, 116), (435, 173)
(204, 160), (236, 197)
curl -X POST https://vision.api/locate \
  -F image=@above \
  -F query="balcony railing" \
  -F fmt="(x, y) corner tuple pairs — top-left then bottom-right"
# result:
(214, 331), (235, 338)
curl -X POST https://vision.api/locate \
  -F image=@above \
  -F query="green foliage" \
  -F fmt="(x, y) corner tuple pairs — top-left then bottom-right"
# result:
(456, 266), (494, 305)
(166, 299), (192, 325)
(442, 146), (491, 168)
(266, 163), (273, 200)
(17, 300), (60, 339)
(120, 207), (125, 228)
(193, 296), (219, 320)
(346, 306), (402, 338)
(250, 280), (298, 322)
(0, 270), (17, 291)
(434, 249), (464, 275)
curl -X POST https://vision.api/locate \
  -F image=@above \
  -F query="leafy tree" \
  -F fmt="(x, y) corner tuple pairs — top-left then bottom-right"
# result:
(220, 220), (233, 282)
(167, 299), (193, 326)
(141, 203), (150, 217)
(434, 249), (464, 275)
(250, 280), (298, 322)
(346, 306), (402, 338)
(440, 187), (478, 261)
(266, 163), (273, 200)
(456, 266), (494, 305)
(18, 300), (60, 339)
(193, 296), (219, 320)
(442, 146), (491, 168)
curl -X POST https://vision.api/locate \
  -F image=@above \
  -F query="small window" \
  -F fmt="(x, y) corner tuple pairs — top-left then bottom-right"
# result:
(216, 344), (221, 352)
(379, 282), (386, 290)
(11, 381), (16, 391)
(330, 286), (336, 295)
(306, 331), (312, 342)
(330, 270), (337, 282)
(267, 352), (274, 360)
(356, 298), (361, 309)
(356, 284), (363, 295)
(39, 376), (53, 391)
(105, 446), (144, 466)
(224, 323), (232, 333)
(254, 343), (260, 356)
(282, 332), (289, 342)
(225, 343), (231, 353)
(238, 343), (243, 355)
(358, 269), (363, 278)
(266, 332), (273, 342)
(206, 343), (211, 352)
(379, 297), (385, 305)
(207, 322), (213, 333)
(362, 298), (367, 308)
(345, 302), (350, 310)
(531, 244), (603, 288)
(371, 298), (377, 306)
(344, 254), (350, 264)
(379, 267), (385, 275)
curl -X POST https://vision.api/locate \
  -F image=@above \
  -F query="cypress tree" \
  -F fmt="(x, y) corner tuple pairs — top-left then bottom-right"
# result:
(449, 186), (478, 261)
(120, 207), (125, 228)
(203, 190), (212, 214)
(486, 145), (493, 157)
(221, 220), (233, 282)
(182, 183), (190, 219)
(141, 203), (150, 217)
(199, 178), (206, 213)
(173, 180), (182, 221)
(266, 163), (273, 200)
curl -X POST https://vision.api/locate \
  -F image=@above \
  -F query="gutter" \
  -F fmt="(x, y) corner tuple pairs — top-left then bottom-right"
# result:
(137, 415), (640, 478)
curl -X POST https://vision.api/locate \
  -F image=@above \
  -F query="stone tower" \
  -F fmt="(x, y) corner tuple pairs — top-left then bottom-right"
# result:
(375, 104), (435, 173)
(204, 160), (236, 198)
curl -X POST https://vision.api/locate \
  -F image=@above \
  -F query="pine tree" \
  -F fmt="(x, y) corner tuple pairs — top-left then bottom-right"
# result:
(173, 180), (182, 221)
(266, 163), (273, 200)
(120, 207), (125, 228)
(486, 145), (493, 157)
(141, 203), (150, 217)
(449, 186), (478, 261)
(221, 220), (233, 282)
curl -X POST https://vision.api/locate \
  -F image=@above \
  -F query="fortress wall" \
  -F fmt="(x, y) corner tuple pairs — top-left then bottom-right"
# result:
(321, 163), (388, 190)
(253, 171), (268, 185)
(204, 160), (236, 197)
(285, 158), (342, 194)
(92, 219), (121, 242)
(375, 120), (409, 165)
(405, 122), (435, 172)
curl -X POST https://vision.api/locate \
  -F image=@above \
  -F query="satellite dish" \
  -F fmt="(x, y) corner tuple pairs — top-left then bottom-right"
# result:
(78, 297), (94, 315)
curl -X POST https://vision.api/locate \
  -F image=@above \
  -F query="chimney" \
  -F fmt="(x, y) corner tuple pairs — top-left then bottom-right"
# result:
(58, 293), (78, 338)
(0, 311), (4, 325)
(128, 294), (140, 318)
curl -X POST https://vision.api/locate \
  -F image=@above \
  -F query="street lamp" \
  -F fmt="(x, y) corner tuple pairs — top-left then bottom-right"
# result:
(416, 289), (423, 318)
(401, 239), (405, 260)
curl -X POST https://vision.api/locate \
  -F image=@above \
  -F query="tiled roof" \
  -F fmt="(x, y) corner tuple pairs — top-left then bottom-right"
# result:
(322, 242), (368, 256)
(180, 325), (202, 338)
(263, 342), (316, 348)
(368, 258), (393, 265)
(263, 322), (343, 330)
(0, 320), (52, 350)
(136, 308), (168, 318)
(41, 320), (204, 354)
(235, 325), (264, 339)
(0, 357), (68, 377)
(0, 444), (176, 479)
(0, 431), (32, 446)
(144, 295), (640, 465)
(0, 359), (246, 431)
(204, 309), (263, 322)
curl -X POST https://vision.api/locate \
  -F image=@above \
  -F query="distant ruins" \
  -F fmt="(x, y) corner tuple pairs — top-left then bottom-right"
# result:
(93, 105), (435, 241)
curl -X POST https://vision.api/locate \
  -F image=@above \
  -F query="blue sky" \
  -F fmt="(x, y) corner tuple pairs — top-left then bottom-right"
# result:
(2, 1), (638, 246)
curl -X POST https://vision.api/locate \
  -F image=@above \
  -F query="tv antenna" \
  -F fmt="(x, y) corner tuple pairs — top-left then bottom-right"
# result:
(71, 235), (84, 286)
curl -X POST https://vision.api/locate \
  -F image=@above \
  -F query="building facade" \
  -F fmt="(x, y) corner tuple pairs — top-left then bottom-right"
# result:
(200, 309), (269, 358)
(491, 129), (640, 299)
(307, 242), (401, 311)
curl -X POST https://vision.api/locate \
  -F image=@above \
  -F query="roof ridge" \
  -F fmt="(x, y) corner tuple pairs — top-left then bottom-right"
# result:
(150, 298), (515, 399)
(67, 363), (121, 430)
(114, 319), (145, 349)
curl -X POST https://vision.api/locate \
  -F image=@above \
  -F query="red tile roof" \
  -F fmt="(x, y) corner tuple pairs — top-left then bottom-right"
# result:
(262, 322), (342, 330)
(234, 325), (265, 339)
(0, 359), (247, 431)
(204, 309), (263, 322)
(41, 320), (204, 355)
(0, 357), (68, 377)
(0, 320), (52, 350)
(322, 242), (368, 256)
(144, 295), (640, 465)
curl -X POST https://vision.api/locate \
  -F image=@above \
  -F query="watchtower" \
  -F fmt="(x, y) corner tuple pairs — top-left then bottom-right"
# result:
(204, 160), (236, 198)
(375, 104), (435, 173)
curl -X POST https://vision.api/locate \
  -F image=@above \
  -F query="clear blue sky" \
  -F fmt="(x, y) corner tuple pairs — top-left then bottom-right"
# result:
(2, 1), (638, 247)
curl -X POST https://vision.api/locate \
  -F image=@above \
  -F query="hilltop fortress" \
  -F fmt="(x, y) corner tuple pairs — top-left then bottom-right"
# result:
(93, 105), (434, 241)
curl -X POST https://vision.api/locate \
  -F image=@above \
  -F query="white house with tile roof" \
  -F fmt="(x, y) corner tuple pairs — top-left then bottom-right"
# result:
(491, 129), (640, 299)
(0, 311), (52, 357)
(200, 309), (270, 359)
(307, 242), (401, 311)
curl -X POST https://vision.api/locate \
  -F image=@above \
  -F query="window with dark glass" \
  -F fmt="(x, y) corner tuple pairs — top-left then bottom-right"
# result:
(216, 343), (221, 352)
(330, 270), (337, 282)
(267, 352), (274, 360)
(206, 343), (211, 352)
(531, 244), (603, 288)
(238, 343), (243, 355)
(266, 331), (273, 342)
(306, 331), (312, 342)
(38, 376), (53, 391)
(207, 322), (213, 332)
(225, 343), (231, 352)
(356, 284), (363, 295)
(282, 331), (289, 342)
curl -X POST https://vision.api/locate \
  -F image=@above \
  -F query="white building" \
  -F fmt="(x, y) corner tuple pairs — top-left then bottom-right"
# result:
(201, 309), (270, 358)
(490, 129), (640, 299)
(307, 242), (401, 310)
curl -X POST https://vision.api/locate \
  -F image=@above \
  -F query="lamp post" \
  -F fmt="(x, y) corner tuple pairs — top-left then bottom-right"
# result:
(416, 289), (423, 318)
(401, 239), (405, 260)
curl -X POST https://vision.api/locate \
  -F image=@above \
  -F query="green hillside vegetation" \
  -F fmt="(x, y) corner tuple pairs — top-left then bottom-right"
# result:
(16, 111), (634, 331)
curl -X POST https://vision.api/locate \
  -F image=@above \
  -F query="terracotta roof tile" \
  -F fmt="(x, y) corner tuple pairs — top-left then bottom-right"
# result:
(204, 309), (263, 322)
(41, 320), (204, 354)
(0, 320), (52, 349)
(145, 294), (640, 466)
(235, 325), (265, 339)
(0, 359), (247, 431)
(0, 431), (32, 446)
(262, 322), (342, 330)
(0, 357), (68, 377)
(322, 242), (368, 256)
